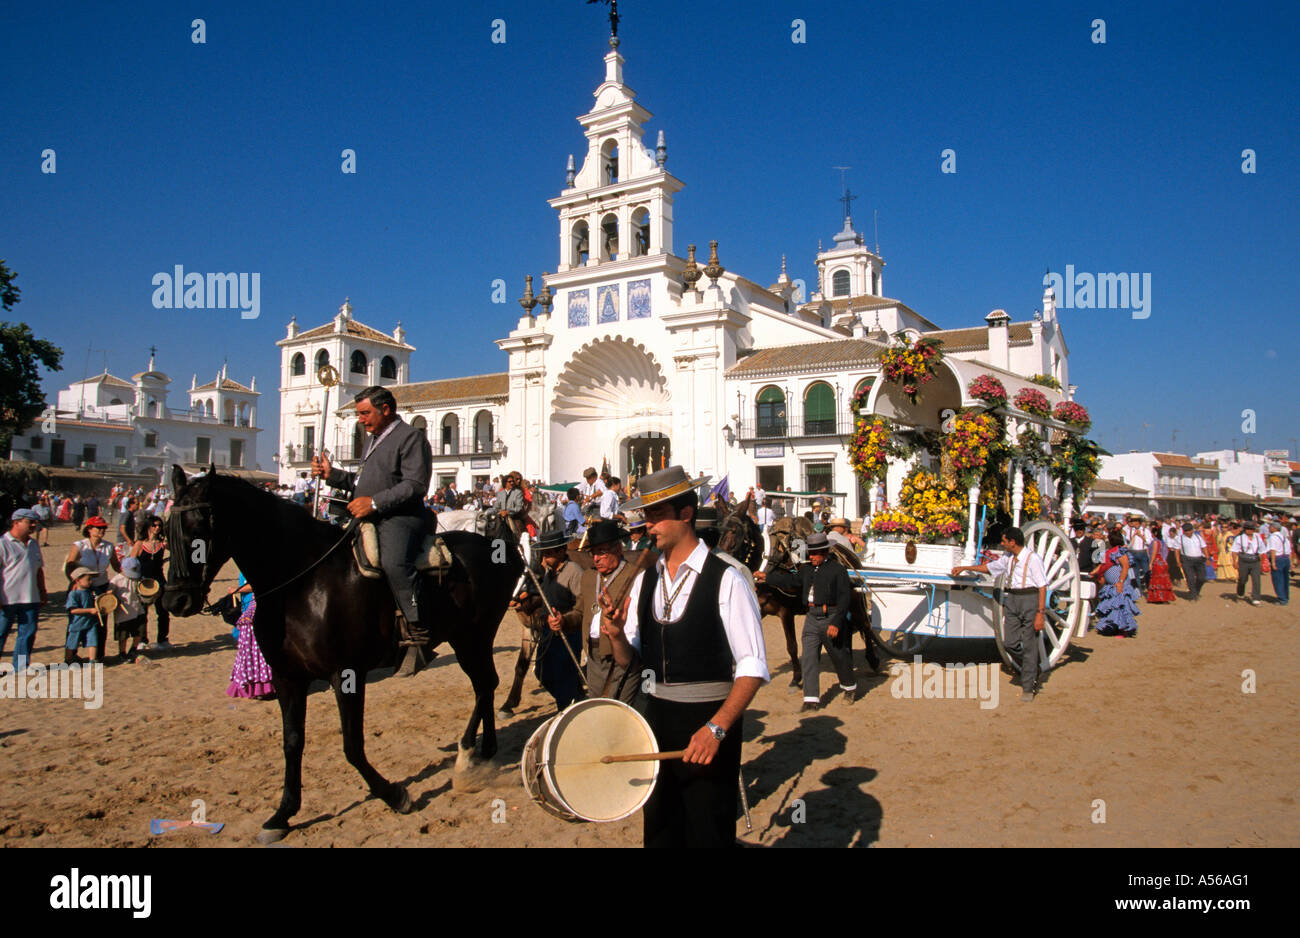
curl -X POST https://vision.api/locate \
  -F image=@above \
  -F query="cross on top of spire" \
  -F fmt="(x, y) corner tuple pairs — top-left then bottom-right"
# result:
(840, 188), (857, 221)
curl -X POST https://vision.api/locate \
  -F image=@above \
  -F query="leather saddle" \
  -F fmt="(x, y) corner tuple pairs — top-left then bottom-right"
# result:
(353, 520), (454, 580)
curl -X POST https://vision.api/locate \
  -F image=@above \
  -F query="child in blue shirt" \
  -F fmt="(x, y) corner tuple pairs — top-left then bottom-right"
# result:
(65, 567), (101, 664)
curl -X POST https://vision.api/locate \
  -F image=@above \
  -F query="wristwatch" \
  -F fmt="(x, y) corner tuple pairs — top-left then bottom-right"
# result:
(706, 721), (726, 741)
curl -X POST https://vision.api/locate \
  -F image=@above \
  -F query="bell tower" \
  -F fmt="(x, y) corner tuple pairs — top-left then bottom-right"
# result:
(549, 43), (684, 272)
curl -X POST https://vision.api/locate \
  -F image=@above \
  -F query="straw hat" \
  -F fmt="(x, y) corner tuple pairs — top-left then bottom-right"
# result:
(138, 578), (161, 605)
(95, 593), (119, 617)
(618, 466), (710, 512)
(70, 566), (98, 581)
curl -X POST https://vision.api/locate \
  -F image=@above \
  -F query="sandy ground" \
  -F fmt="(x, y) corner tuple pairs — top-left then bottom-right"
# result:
(2, 521), (1296, 848)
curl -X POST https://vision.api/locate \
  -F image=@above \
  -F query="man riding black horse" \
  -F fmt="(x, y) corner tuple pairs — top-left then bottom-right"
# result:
(312, 385), (434, 676)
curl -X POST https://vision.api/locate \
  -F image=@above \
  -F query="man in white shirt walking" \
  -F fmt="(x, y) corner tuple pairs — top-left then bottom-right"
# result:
(1126, 518), (1151, 594)
(953, 526), (1048, 701)
(1177, 522), (1207, 601)
(1266, 521), (1290, 606)
(1230, 522), (1266, 606)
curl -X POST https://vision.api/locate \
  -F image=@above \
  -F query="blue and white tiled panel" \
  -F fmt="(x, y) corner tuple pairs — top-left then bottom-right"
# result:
(628, 279), (651, 319)
(568, 289), (589, 328)
(597, 284), (619, 323)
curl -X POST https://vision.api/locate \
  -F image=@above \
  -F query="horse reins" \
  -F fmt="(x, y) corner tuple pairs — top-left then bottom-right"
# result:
(166, 498), (360, 603)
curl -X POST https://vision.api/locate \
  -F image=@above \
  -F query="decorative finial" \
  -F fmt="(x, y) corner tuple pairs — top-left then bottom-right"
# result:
(656, 130), (667, 168)
(703, 240), (725, 287)
(340, 297), (352, 318)
(682, 245), (702, 293)
(518, 275), (538, 317)
(587, 0), (619, 41)
(538, 274), (553, 315)
(565, 154), (576, 187)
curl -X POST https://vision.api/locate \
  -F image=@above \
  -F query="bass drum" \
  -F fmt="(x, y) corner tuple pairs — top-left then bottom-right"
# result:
(521, 697), (659, 823)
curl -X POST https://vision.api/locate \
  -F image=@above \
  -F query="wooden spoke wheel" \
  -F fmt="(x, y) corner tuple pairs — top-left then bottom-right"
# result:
(865, 585), (941, 659)
(991, 520), (1082, 672)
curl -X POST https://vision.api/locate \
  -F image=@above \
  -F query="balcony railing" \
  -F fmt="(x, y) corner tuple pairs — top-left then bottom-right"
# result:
(1154, 484), (1219, 498)
(737, 414), (856, 442)
(283, 444), (315, 465)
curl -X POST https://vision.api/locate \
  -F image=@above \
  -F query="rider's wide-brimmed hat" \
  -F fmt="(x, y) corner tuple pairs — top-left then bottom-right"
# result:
(583, 519), (626, 549)
(618, 466), (710, 512)
(533, 527), (572, 552)
(805, 531), (831, 553)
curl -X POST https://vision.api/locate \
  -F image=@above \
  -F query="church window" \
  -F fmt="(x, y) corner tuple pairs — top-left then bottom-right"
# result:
(631, 207), (650, 257)
(854, 376), (875, 400)
(803, 382), (836, 435)
(410, 415), (428, 440)
(872, 271), (881, 295)
(144, 432), (157, 448)
(315, 349), (330, 372)
(600, 214), (619, 261)
(601, 139), (619, 184)
(350, 349), (368, 374)
(291, 353), (306, 376)
(756, 386), (787, 438)
(832, 269), (851, 297)
(473, 410), (494, 453)
(572, 221), (590, 266)
(380, 355), (397, 379)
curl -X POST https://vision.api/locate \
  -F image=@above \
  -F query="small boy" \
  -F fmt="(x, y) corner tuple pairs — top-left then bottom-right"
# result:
(65, 566), (101, 664)
(107, 556), (146, 662)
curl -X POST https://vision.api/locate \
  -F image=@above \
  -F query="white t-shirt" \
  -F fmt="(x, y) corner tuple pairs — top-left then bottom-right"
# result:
(1179, 533), (1205, 558)
(598, 487), (620, 519)
(1266, 531), (1289, 556)
(1231, 534), (1266, 555)
(756, 506), (774, 532)
(1126, 528), (1149, 551)
(987, 548), (1049, 589)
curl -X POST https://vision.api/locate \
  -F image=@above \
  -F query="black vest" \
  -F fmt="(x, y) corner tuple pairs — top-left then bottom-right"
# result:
(638, 552), (733, 685)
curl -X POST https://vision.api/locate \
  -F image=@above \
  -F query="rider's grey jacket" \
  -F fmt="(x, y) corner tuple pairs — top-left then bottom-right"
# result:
(326, 417), (432, 518)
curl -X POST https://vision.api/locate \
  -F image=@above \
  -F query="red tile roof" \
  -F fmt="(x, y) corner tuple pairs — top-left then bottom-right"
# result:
(288, 319), (410, 348)
(340, 373), (509, 409)
(725, 339), (885, 378)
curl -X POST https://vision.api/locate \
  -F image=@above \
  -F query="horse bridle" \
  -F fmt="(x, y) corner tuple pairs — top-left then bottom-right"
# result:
(164, 496), (359, 605)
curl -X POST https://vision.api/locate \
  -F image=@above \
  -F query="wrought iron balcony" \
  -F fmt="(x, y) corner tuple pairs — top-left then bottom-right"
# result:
(736, 414), (856, 442)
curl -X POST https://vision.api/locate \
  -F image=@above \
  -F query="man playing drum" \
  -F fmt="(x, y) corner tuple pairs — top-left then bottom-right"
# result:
(601, 466), (769, 848)
(312, 385), (434, 677)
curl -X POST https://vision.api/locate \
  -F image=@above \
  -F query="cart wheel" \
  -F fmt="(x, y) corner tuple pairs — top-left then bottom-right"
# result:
(992, 520), (1081, 672)
(866, 589), (939, 659)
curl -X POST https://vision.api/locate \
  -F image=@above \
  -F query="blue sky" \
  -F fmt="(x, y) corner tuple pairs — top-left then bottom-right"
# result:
(4, 0), (1298, 466)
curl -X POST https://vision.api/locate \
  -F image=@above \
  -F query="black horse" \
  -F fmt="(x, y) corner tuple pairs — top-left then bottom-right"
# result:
(160, 465), (522, 843)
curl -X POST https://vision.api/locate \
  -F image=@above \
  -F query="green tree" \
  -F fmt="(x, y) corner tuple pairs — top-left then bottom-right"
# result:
(1, 261), (64, 456)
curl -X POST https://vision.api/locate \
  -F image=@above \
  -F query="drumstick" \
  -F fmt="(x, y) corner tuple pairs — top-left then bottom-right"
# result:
(600, 750), (685, 764)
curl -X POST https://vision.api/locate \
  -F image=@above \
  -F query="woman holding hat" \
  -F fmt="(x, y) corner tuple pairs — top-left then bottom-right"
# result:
(64, 516), (120, 595)
(131, 516), (170, 649)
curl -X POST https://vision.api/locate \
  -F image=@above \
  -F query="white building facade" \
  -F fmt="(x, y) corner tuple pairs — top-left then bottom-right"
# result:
(13, 354), (261, 480)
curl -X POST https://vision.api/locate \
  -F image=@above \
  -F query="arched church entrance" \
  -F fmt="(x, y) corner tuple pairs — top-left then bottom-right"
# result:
(551, 336), (670, 483)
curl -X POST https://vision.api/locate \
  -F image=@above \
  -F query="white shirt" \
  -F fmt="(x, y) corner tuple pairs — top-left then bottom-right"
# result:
(622, 539), (769, 684)
(1267, 531), (1289, 556)
(579, 479), (607, 501)
(1231, 534), (1266, 555)
(1126, 528), (1149, 551)
(986, 547), (1049, 589)
(1164, 524), (1180, 543)
(293, 477), (309, 495)
(756, 506), (774, 532)
(0, 532), (43, 605)
(1179, 533), (1205, 558)
(598, 487), (620, 519)
(590, 559), (628, 640)
(754, 486), (766, 505)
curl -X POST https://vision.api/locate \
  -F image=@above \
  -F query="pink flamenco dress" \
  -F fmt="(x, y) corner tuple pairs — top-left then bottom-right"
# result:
(226, 594), (276, 700)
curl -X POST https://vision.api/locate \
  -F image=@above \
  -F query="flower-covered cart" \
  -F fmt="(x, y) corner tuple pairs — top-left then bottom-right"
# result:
(845, 360), (1102, 674)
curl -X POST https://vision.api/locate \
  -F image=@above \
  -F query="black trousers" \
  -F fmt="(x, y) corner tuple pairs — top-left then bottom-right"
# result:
(643, 695), (742, 848)
(378, 515), (425, 625)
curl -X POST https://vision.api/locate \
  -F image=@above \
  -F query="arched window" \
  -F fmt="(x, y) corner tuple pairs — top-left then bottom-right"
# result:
(473, 409), (494, 454)
(872, 271), (881, 295)
(315, 349), (330, 372)
(350, 349), (368, 374)
(572, 220), (590, 266)
(630, 206), (650, 257)
(804, 381), (836, 435)
(756, 386), (786, 438)
(109, 397), (123, 406)
(600, 213), (619, 261)
(380, 355), (397, 379)
(601, 139), (619, 184)
(290, 352), (306, 376)
(410, 415), (427, 442)
(832, 269), (851, 297)
(147, 398), (157, 417)
(204, 399), (214, 417)
(440, 414), (460, 455)
(853, 376), (875, 404)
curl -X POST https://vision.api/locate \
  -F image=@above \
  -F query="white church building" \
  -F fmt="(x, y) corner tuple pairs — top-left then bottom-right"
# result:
(278, 41), (1075, 517)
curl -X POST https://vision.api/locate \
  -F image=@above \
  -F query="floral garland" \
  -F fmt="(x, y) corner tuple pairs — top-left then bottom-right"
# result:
(879, 334), (944, 404)
(967, 374), (1007, 406)
(1053, 400), (1092, 432)
(872, 467), (966, 543)
(1049, 436), (1102, 495)
(848, 415), (893, 484)
(1013, 387), (1052, 418)
(1028, 373), (1062, 391)
(1009, 425), (1050, 469)
(941, 410), (1001, 489)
